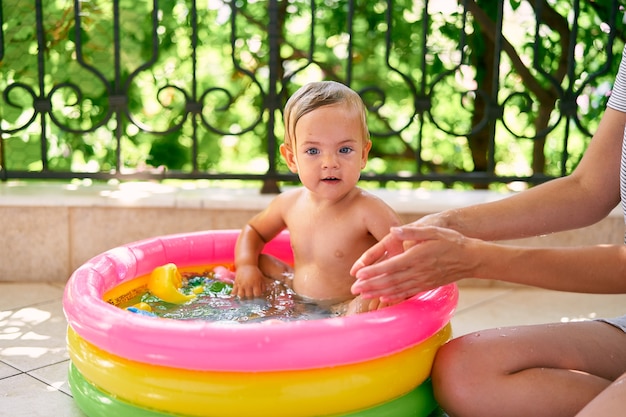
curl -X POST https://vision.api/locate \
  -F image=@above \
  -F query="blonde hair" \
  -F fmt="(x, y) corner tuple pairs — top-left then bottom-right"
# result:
(283, 81), (370, 149)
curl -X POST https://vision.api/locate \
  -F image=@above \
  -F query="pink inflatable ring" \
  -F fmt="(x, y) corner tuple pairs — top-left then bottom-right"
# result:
(63, 229), (458, 417)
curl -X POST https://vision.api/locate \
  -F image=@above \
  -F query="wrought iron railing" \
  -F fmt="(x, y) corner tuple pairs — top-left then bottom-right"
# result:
(0, 0), (623, 191)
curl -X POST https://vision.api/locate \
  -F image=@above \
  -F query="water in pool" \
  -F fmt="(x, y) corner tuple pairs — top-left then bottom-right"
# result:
(119, 267), (335, 322)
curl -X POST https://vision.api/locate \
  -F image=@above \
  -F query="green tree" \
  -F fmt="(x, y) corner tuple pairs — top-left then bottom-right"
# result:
(0, 0), (623, 188)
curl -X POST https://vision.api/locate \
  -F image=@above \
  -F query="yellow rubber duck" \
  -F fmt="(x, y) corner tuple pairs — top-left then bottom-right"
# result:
(148, 263), (195, 304)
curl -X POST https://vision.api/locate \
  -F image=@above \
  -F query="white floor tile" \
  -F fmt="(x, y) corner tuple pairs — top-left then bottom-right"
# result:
(451, 288), (626, 336)
(0, 373), (87, 417)
(0, 361), (21, 379)
(0, 300), (70, 372)
(29, 360), (72, 396)
(0, 283), (64, 311)
(454, 286), (516, 312)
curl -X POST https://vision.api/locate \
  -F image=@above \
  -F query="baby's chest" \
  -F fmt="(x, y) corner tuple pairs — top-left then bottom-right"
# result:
(289, 223), (374, 262)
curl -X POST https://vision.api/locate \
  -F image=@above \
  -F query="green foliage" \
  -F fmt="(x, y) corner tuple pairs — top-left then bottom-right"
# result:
(0, 0), (624, 186)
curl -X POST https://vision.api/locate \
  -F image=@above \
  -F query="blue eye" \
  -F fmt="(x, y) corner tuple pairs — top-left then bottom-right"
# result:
(339, 147), (353, 154)
(305, 148), (320, 155)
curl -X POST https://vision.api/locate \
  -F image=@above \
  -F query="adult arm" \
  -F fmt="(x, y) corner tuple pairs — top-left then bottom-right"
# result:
(352, 226), (626, 303)
(351, 108), (626, 301)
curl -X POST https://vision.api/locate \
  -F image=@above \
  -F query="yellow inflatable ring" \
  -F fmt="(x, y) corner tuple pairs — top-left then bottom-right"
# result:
(68, 362), (439, 417)
(68, 325), (450, 417)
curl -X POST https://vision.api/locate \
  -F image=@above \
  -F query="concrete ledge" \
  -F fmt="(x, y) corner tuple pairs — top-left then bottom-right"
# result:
(1, 181), (623, 283)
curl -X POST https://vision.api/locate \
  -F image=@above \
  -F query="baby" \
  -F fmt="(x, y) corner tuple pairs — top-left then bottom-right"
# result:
(233, 81), (401, 315)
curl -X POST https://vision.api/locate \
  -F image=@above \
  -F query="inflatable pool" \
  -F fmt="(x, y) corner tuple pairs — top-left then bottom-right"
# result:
(63, 229), (458, 417)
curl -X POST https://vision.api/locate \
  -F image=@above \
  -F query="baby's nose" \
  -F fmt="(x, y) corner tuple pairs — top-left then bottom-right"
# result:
(322, 153), (339, 168)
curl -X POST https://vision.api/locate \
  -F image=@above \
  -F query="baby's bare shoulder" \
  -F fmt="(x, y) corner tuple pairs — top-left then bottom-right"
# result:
(353, 189), (397, 214)
(271, 187), (306, 207)
(351, 189), (402, 236)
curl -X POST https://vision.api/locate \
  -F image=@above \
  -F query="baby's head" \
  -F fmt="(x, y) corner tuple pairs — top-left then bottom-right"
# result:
(283, 81), (369, 150)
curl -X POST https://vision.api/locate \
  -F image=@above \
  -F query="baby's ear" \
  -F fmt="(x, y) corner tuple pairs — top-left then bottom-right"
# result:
(279, 143), (298, 173)
(361, 140), (372, 168)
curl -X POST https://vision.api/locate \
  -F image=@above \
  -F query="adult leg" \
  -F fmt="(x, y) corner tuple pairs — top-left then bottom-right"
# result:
(431, 321), (626, 417)
(575, 371), (626, 416)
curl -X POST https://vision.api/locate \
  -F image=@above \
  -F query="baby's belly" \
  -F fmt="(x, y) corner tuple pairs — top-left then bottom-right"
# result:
(291, 265), (354, 303)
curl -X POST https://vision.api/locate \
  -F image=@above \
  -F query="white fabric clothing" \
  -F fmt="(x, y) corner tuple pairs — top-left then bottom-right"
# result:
(599, 46), (626, 330)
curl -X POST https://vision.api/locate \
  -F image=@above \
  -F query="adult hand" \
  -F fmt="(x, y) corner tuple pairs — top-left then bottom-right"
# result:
(350, 225), (480, 303)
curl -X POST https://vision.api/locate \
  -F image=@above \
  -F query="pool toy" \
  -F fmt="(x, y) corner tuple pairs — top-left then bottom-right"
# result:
(147, 262), (195, 303)
(64, 229), (458, 417)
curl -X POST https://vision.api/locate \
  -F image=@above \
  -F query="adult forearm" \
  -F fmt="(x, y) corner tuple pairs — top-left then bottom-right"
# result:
(436, 177), (613, 241)
(474, 242), (626, 293)
(351, 226), (626, 302)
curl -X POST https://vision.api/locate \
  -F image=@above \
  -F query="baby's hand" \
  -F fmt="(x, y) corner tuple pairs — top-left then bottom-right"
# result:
(232, 265), (266, 299)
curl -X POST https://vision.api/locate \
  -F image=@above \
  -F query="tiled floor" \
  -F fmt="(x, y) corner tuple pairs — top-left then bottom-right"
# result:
(2, 281), (626, 417)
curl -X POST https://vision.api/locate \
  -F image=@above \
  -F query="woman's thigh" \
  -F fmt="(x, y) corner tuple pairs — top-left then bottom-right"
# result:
(432, 320), (626, 417)
(438, 320), (626, 379)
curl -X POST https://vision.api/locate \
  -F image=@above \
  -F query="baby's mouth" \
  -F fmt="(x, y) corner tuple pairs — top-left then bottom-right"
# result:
(322, 176), (340, 183)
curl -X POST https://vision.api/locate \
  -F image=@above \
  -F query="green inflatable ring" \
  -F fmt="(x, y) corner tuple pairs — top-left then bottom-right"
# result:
(68, 362), (438, 417)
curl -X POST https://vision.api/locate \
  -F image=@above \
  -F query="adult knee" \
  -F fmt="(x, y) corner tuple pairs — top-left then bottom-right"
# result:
(431, 334), (488, 416)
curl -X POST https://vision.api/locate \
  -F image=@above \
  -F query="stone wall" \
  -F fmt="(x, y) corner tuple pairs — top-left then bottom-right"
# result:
(1, 182), (622, 283)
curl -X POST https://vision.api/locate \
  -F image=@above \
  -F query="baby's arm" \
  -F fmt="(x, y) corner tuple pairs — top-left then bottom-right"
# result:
(370, 200), (402, 240)
(232, 224), (270, 298)
(233, 194), (291, 299)
(355, 194), (403, 310)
